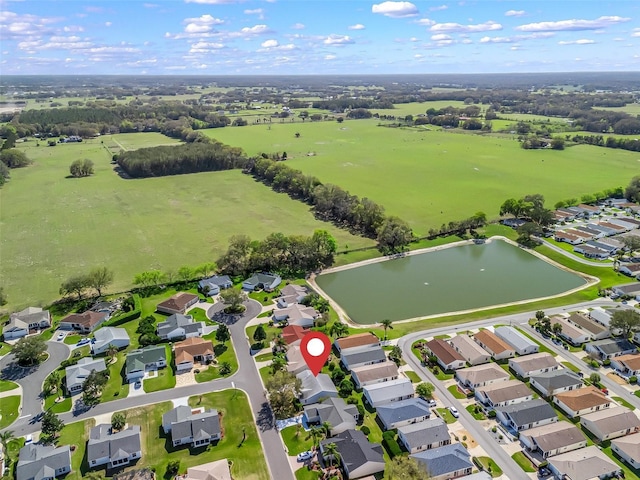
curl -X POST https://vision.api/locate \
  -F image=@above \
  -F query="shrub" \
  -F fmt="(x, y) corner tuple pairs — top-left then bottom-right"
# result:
(382, 431), (402, 458)
(629, 376), (637, 384)
(360, 426), (370, 436)
(603, 359), (611, 366)
(488, 411), (497, 418)
(356, 404), (365, 418)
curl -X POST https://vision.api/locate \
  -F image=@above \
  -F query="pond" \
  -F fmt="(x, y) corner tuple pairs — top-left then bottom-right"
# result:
(315, 239), (588, 324)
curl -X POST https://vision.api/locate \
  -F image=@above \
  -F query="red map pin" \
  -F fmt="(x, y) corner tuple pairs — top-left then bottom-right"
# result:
(300, 331), (332, 376)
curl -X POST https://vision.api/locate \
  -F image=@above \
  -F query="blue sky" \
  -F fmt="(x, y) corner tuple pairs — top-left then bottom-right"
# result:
(1, 0), (639, 75)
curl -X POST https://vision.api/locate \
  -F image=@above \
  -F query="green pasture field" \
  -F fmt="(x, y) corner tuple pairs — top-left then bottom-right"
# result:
(106, 132), (181, 151)
(1, 138), (372, 309)
(598, 103), (640, 115)
(370, 100), (469, 117)
(203, 119), (640, 236)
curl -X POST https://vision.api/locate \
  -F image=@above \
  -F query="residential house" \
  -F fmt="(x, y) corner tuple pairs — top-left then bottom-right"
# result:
(397, 418), (451, 454)
(589, 305), (632, 329)
(362, 377), (414, 408)
(157, 314), (204, 341)
(16, 444), (72, 480)
(334, 333), (380, 354)
(494, 326), (539, 355)
(529, 369), (583, 397)
(411, 443), (474, 480)
(319, 429), (385, 480)
(553, 386), (611, 418)
(242, 272), (282, 292)
(156, 292), (199, 315)
(619, 263), (640, 278)
(618, 216), (640, 227)
(297, 370), (338, 405)
(580, 406), (640, 441)
(564, 229), (595, 242)
(125, 345), (167, 382)
(574, 225), (605, 238)
(91, 327), (130, 355)
(565, 312), (610, 340)
(598, 236), (625, 249)
(495, 399), (558, 432)
(556, 208), (577, 221)
(473, 330), (515, 360)
(455, 363), (510, 390)
(611, 353), (640, 378)
(448, 335), (491, 366)
(162, 406), (221, 448)
(611, 432), (640, 469)
(597, 221), (627, 234)
(519, 421), (587, 459)
(59, 311), (108, 334)
(281, 325), (309, 345)
(509, 352), (560, 379)
(340, 346), (386, 371)
(554, 231), (582, 245)
(547, 446), (621, 480)
(577, 203), (602, 215)
(303, 397), (359, 436)
(585, 338), (637, 360)
(272, 304), (319, 329)
(424, 339), (466, 371)
(611, 282), (640, 301)
(586, 240), (618, 254)
(285, 344), (307, 375)
(457, 474), (492, 480)
(551, 316), (592, 345)
(350, 361), (399, 388)
(4, 307), (51, 340)
(609, 218), (637, 231)
(184, 459), (232, 480)
(587, 223), (618, 237)
(277, 284), (308, 307)
(66, 357), (107, 395)
(87, 424), (142, 469)
(573, 244), (610, 259)
(475, 379), (534, 408)
(198, 276), (232, 296)
(376, 398), (432, 430)
(174, 337), (214, 372)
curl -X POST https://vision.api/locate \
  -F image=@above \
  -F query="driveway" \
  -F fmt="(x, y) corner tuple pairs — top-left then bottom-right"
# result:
(0, 339), (70, 421)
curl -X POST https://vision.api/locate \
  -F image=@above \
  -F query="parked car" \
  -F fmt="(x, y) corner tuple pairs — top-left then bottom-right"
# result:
(449, 406), (459, 418)
(427, 399), (437, 407)
(76, 338), (90, 346)
(25, 435), (33, 445)
(134, 380), (142, 390)
(297, 451), (313, 462)
(601, 387), (609, 395)
(56, 332), (65, 341)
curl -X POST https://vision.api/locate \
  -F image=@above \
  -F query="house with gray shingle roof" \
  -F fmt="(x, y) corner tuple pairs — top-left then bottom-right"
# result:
(494, 326), (539, 355)
(496, 399), (558, 432)
(297, 370), (338, 405)
(198, 275), (232, 296)
(87, 424), (141, 469)
(242, 272), (281, 292)
(362, 377), (413, 408)
(319, 429), (384, 480)
(65, 357), (107, 395)
(580, 406), (640, 441)
(548, 445), (621, 480)
(519, 421), (586, 459)
(377, 398), (432, 430)
(16, 444), (71, 480)
(91, 327), (130, 355)
(162, 406), (221, 448)
(398, 418), (450, 454)
(157, 314), (204, 341)
(125, 345), (167, 382)
(411, 443), (473, 480)
(529, 368), (583, 397)
(4, 307), (51, 340)
(340, 346), (386, 371)
(612, 432), (640, 469)
(303, 397), (359, 436)
(585, 338), (637, 360)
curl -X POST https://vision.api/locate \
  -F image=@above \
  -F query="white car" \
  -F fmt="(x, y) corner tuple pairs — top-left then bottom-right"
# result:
(297, 451), (313, 462)
(56, 332), (65, 341)
(449, 406), (459, 418)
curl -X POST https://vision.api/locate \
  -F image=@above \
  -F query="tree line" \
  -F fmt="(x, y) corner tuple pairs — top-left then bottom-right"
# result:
(569, 134), (640, 153)
(0, 148), (32, 186)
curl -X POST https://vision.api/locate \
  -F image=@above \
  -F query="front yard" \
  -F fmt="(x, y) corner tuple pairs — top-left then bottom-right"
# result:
(281, 425), (314, 455)
(194, 334), (238, 382)
(100, 352), (129, 402)
(57, 419), (94, 480)
(0, 395), (20, 429)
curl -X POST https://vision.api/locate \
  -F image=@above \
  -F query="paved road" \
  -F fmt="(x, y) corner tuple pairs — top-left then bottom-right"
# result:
(0, 340), (70, 420)
(540, 239), (614, 267)
(1, 300), (294, 480)
(398, 298), (618, 480)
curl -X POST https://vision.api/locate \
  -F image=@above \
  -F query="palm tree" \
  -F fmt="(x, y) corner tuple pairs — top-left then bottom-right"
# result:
(310, 426), (324, 448)
(106, 344), (119, 363)
(380, 319), (393, 341)
(323, 442), (340, 468)
(0, 430), (14, 461)
(321, 421), (332, 438)
(330, 322), (349, 339)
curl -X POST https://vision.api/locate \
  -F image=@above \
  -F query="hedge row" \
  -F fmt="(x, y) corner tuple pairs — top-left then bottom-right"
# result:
(382, 431), (402, 458)
(104, 294), (142, 326)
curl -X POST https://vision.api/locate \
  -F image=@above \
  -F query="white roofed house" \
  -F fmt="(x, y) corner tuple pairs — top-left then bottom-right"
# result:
(397, 418), (451, 454)
(362, 377), (414, 408)
(612, 432), (640, 469)
(198, 275), (232, 296)
(157, 314), (204, 341)
(547, 446), (621, 480)
(529, 368), (583, 398)
(580, 406), (640, 442)
(508, 352), (559, 379)
(3, 307), (51, 340)
(242, 272), (282, 292)
(455, 363), (510, 390)
(65, 357), (107, 395)
(277, 283), (308, 307)
(297, 370), (338, 405)
(494, 326), (539, 355)
(272, 303), (319, 329)
(551, 316), (592, 346)
(448, 335), (491, 366)
(475, 379), (534, 409)
(91, 327), (130, 355)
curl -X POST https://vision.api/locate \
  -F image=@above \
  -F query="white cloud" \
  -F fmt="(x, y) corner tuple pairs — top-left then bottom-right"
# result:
(461, 38), (472, 44)
(323, 34), (354, 45)
(184, 0), (241, 3)
(104, 21), (112, 27)
(244, 8), (264, 19)
(431, 20), (502, 33)
(190, 41), (225, 53)
(143, 3), (159, 7)
(480, 36), (513, 43)
(430, 4), (448, 11)
(505, 10), (526, 17)
(240, 24), (271, 35)
(416, 18), (435, 26)
(348, 24), (365, 30)
(558, 39), (595, 45)
(261, 39), (278, 47)
(63, 25), (84, 32)
(409, 36), (419, 42)
(372, 1), (419, 18)
(291, 23), (305, 30)
(414, 53), (424, 58)
(515, 16), (630, 32)
(324, 54), (336, 60)
(632, 28), (640, 37)
(185, 23), (209, 33)
(430, 33), (451, 41)
(479, 32), (555, 44)
(184, 14), (224, 25)
(0, 10), (62, 39)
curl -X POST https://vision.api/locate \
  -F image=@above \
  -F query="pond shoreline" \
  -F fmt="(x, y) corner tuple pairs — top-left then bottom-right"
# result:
(309, 236), (598, 328)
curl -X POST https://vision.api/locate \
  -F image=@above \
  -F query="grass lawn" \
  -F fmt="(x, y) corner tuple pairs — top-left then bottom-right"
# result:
(295, 468), (322, 480)
(205, 119), (640, 236)
(434, 369), (454, 381)
(561, 361), (581, 374)
(57, 419), (94, 480)
(254, 352), (275, 362)
(108, 132), (181, 151)
(247, 323), (283, 345)
(1, 437), (25, 480)
(195, 336), (238, 382)
(0, 395), (20, 429)
(100, 352), (129, 402)
(466, 404), (486, 420)
(281, 425), (314, 455)
(404, 371), (421, 383)
(602, 445), (640, 480)
(447, 384), (466, 399)
(2, 139), (371, 309)
(511, 451), (536, 472)
(258, 365), (271, 386)
(436, 407), (456, 424)
(249, 289), (281, 306)
(0, 379), (19, 392)
(44, 394), (72, 414)
(476, 456), (503, 477)
(144, 367), (175, 393)
(0, 342), (11, 355)
(188, 307), (210, 323)
(63, 333), (83, 345)
(613, 396), (635, 410)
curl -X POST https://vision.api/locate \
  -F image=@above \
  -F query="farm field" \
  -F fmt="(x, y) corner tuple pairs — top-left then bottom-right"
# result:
(204, 119), (640, 235)
(0, 138), (372, 309)
(370, 100), (469, 117)
(598, 103), (640, 115)
(106, 132), (181, 151)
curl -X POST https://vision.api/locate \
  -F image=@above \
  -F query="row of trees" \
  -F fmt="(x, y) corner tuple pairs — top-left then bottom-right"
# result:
(69, 158), (95, 177)
(133, 262), (217, 288)
(426, 212), (488, 239)
(570, 134), (640, 153)
(0, 149), (32, 186)
(216, 230), (338, 277)
(59, 267), (114, 299)
(520, 136), (565, 150)
(499, 194), (554, 226)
